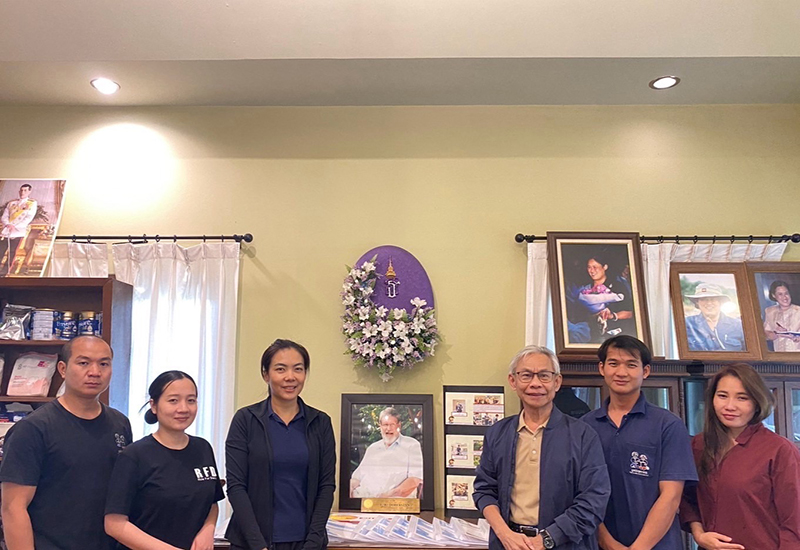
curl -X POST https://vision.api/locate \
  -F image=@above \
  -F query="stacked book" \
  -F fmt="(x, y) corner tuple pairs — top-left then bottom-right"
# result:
(327, 513), (489, 548)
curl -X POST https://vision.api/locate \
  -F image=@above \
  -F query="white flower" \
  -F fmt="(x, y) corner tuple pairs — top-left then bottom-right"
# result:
(357, 306), (371, 321)
(362, 261), (376, 273)
(380, 372), (393, 382)
(353, 269), (363, 280)
(376, 306), (388, 318)
(349, 339), (360, 351)
(402, 338), (414, 354)
(392, 308), (405, 320)
(410, 297), (427, 308)
(343, 281), (353, 291)
(363, 324), (378, 338)
(342, 295), (355, 306)
(377, 346), (391, 359)
(379, 320), (393, 337)
(361, 286), (374, 297)
(411, 317), (425, 334)
(393, 321), (408, 338)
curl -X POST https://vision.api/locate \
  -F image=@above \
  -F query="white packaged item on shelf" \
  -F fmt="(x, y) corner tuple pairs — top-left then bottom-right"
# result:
(6, 352), (58, 397)
(0, 354), (4, 384)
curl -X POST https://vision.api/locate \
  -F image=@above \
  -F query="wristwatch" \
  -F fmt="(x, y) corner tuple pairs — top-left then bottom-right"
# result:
(540, 529), (555, 549)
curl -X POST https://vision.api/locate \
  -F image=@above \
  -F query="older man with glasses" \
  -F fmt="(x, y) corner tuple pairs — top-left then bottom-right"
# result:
(473, 345), (610, 550)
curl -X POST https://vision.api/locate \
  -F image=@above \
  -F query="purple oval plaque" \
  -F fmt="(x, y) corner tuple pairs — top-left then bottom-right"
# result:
(355, 246), (434, 310)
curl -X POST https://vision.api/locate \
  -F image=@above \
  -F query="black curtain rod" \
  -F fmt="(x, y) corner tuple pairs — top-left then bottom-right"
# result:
(55, 233), (254, 244)
(514, 233), (800, 244)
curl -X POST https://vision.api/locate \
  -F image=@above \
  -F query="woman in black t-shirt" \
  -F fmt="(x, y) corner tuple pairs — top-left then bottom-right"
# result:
(225, 339), (336, 550)
(105, 371), (225, 550)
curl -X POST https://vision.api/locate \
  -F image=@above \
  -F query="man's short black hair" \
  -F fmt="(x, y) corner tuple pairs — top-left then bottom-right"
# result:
(20, 184), (32, 191)
(598, 335), (652, 367)
(60, 335), (114, 364)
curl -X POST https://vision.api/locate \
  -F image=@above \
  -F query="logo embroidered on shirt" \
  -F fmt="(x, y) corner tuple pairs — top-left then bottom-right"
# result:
(114, 433), (127, 452)
(629, 451), (650, 476)
(194, 466), (218, 481)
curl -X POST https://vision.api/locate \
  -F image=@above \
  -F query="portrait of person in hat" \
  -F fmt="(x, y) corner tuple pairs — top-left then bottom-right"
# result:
(683, 282), (745, 351)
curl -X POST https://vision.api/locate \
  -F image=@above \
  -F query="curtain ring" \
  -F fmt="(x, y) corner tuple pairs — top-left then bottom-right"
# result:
(748, 235), (754, 243)
(693, 235), (698, 244)
(72, 234), (77, 243)
(221, 235), (225, 242)
(127, 235), (132, 243)
(657, 235), (663, 244)
(203, 235), (207, 243)
(173, 235), (178, 243)
(768, 235), (773, 244)
(155, 235), (160, 242)
(674, 235), (680, 244)
(712, 235), (717, 244)
(143, 233), (148, 243)
(730, 235), (736, 244)
(87, 235), (92, 243)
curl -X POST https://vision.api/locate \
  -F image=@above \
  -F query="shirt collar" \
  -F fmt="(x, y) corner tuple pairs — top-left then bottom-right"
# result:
(517, 409), (550, 433)
(735, 422), (762, 445)
(267, 399), (305, 424)
(596, 391), (648, 419)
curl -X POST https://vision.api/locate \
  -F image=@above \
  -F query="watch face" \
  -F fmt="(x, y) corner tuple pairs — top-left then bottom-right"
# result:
(541, 530), (555, 549)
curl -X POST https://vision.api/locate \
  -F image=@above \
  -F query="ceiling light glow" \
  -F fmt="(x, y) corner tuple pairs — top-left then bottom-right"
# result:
(90, 78), (120, 95)
(649, 76), (680, 90)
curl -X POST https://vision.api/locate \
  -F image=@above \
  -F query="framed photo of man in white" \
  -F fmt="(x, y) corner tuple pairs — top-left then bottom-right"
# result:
(339, 394), (434, 511)
(0, 179), (66, 277)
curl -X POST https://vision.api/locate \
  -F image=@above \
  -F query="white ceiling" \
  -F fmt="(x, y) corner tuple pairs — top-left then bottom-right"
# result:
(1, 1), (799, 106)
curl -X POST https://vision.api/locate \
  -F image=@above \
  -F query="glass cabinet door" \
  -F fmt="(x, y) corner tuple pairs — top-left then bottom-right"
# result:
(763, 379), (786, 436)
(683, 378), (706, 437)
(785, 382), (800, 448)
(642, 378), (681, 417)
(556, 377), (607, 418)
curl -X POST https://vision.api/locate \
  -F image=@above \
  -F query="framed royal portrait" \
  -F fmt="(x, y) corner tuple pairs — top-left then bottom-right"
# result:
(0, 179), (67, 277)
(670, 263), (761, 361)
(339, 394), (434, 511)
(745, 262), (800, 361)
(547, 232), (651, 358)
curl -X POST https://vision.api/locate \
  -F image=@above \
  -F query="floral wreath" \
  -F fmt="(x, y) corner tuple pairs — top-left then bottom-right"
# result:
(341, 256), (439, 382)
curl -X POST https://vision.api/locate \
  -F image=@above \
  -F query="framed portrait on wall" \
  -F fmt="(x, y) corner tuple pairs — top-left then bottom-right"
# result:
(0, 179), (67, 277)
(339, 394), (434, 511)
(547, 232), (651, 357)
(670, 263), (761, 361)
(746, 262), (800, 361)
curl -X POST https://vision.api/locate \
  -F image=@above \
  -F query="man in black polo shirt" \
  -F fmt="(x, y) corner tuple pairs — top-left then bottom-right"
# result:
(0, 335), (132, 550)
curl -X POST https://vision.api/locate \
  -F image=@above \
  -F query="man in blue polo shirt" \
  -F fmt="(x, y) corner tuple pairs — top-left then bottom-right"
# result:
(582, 336), (696, 550)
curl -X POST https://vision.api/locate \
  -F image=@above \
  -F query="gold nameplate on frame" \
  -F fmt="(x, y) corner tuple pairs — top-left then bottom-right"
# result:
(361, 498), (420, 514)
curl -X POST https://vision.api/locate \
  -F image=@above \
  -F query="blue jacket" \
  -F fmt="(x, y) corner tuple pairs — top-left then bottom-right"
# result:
(473, 406), (610, 550)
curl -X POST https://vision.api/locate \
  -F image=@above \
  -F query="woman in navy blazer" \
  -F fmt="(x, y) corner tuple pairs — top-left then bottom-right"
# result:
(225, 339), (336, 550)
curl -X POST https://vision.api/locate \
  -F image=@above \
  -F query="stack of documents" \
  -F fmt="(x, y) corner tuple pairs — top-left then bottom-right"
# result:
(328, 513), (489, 548)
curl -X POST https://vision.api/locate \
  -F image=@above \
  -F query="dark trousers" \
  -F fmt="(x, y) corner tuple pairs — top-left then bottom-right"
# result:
(0, 237), (22, 275)
(231, 542), (304, 550)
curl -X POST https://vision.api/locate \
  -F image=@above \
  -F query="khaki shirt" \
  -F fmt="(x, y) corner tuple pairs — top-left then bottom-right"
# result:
(509, 411), (549, 526)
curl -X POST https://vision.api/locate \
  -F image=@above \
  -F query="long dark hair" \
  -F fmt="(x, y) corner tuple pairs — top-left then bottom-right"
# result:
(699, 363), (774, 478)
(144, 370), (197, 425)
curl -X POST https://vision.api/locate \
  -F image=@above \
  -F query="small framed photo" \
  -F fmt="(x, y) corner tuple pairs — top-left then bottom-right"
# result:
(445, 474), (477, 511)
(445, 434), (485, 469)
(746, 262), (800, 361)
(339, 394), (434, 511)
(444, 390), (504, 427)
(547, 232), (651, 357)
(670, 263), (761, 361)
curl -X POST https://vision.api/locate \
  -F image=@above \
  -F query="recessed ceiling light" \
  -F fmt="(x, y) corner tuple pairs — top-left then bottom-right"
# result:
(649, 76), (680, 90)
(90, 78), (120, 95)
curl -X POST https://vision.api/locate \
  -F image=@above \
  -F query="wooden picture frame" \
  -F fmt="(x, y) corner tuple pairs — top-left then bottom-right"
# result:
(670, 262), (761, 361)
(745, 262), (800, 361)
(339, 394), (434, 511)
(547, 232), (651, 358)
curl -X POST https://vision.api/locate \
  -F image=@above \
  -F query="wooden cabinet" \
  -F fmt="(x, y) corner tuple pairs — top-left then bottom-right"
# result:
(0, 277), (132, 409)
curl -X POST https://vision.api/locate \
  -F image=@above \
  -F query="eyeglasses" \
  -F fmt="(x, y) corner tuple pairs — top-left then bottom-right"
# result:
(514, 370), (558, 384)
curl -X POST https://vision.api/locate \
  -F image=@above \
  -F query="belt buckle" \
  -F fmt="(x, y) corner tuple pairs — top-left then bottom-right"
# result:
(521, 526), (539, 538)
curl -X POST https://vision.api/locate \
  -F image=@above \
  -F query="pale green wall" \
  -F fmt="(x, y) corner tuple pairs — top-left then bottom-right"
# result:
(1, 104), (798, 507)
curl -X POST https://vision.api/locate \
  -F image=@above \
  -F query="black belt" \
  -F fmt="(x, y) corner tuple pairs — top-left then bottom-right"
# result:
(508, 521), (539, 537)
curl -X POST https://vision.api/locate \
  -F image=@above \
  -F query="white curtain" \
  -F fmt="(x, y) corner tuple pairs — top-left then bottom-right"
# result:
(45, 241), (109, 277)
(526, 241), (788, 357)
(112, 241), (240, 528)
